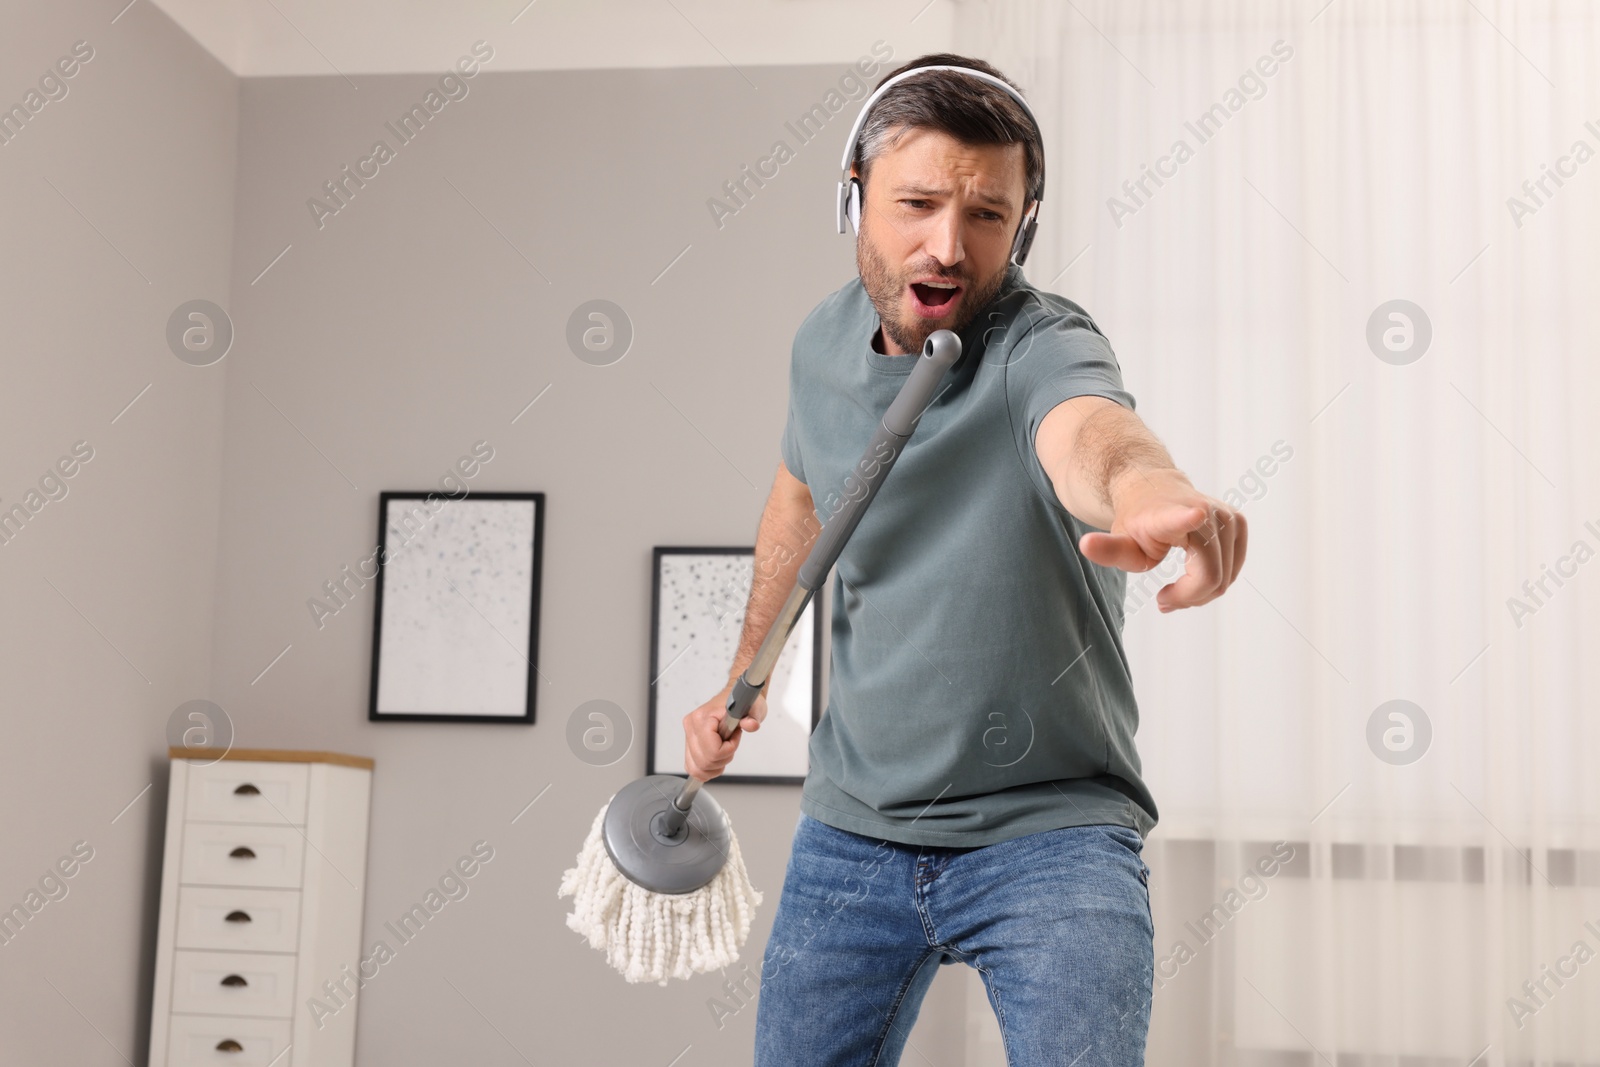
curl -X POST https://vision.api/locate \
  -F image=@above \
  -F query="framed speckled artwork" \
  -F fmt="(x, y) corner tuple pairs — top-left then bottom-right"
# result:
(646, 546), (822, 785)
(368, 491), (544, 723)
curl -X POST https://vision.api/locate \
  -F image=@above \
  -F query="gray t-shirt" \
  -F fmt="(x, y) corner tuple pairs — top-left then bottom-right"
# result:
(780, 262), (1158, 847)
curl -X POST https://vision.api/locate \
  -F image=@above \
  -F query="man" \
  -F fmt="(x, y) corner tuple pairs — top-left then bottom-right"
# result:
(683, 54), (1245, 1065)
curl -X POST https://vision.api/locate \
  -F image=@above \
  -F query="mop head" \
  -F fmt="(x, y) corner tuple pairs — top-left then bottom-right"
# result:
(558, 799), (763, 985)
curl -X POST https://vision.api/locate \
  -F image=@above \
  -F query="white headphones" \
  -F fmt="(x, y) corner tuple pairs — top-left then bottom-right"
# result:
(836, 64), (1045, 267)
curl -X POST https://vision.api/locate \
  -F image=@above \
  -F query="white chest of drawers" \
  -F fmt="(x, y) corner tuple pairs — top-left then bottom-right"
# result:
(148, 748), (374, 1067)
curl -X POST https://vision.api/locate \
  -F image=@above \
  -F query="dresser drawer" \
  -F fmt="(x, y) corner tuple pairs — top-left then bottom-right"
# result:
(166, 1014), (292, 1066)
(185, 761), (309, 826)
(181, 824), (305, 889)
(176, 887), (301, 953)
(171, 951), (296, 1018)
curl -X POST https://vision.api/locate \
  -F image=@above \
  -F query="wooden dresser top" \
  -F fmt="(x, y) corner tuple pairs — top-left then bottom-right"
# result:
(168, 747), (374, 770)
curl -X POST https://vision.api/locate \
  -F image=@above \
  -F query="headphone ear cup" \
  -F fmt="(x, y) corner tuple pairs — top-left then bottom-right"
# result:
(1011, 208), (1039, 266)
(846, 179), (863, 235)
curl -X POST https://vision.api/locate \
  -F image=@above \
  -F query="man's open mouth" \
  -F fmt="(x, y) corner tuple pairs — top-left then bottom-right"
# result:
(908, 280), (963, 317)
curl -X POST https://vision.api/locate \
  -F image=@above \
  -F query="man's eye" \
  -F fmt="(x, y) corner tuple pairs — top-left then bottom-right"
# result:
(900, 199), (929, 209)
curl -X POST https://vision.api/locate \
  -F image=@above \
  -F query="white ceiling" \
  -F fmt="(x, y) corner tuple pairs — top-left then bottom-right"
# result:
(146, 0), (959, 76)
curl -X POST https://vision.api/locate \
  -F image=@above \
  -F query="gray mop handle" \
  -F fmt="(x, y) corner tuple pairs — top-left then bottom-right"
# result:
(716, 327), (962, 742)
(665, 330), (961, 826)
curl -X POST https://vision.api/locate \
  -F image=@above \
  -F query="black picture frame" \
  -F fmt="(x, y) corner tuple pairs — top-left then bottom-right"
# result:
(368, 491), (544, 724)
(645, 546), (824, 785)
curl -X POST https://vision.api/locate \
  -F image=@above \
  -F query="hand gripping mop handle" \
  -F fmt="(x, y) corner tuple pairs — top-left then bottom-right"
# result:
(662, 329), (962, 834)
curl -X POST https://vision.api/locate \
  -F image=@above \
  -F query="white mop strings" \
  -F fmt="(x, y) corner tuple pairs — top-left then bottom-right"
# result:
(558, 800), (763, 986)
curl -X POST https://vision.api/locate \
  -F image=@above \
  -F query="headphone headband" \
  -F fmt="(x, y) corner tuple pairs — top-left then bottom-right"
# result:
(835, 64), (1045, 266)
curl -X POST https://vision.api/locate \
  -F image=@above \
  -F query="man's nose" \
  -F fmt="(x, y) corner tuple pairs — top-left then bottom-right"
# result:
(922, 208), (967, 267)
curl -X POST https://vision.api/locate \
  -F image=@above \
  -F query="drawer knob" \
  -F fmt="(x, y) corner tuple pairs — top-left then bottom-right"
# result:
(220, 974), (249, 987)
(224, 910), (252, 923)
(215, 1039), (244, 1052)
(229, 846), (256, 859)
(233, 783), (261, 796)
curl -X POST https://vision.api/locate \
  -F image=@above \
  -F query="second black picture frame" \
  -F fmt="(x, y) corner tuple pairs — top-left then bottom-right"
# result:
(646, 546), (823, 785)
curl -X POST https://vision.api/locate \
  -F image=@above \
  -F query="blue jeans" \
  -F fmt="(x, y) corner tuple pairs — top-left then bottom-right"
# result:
(753, 813), (1153, 1066)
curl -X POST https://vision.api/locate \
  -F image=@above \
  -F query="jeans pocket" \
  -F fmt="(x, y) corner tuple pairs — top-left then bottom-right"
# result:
(1101, 823), (1144, 856)
(1101, 825), (1150, 886)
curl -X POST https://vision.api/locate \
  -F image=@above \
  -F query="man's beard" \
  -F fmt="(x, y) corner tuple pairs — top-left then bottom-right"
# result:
(856, 222), (1010, 356)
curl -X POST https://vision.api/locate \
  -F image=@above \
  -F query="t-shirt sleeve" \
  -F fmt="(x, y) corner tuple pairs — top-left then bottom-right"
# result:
(1005, 311), (1136, 513)
(780, 389), (807, 485)
(779, 332), (809, 484)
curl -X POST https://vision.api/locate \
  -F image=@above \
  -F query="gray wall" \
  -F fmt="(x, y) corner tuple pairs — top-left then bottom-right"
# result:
(0, 2), (236, 1064)
(1, 7), (970, 1062)
(216, 58), (970, 1067)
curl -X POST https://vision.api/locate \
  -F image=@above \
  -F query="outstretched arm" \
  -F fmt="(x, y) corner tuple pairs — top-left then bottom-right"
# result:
(1035, 395), (1247, 612)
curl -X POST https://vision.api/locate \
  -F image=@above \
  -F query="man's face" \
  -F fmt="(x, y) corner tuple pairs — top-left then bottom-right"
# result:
(854, 126), (1029, 355)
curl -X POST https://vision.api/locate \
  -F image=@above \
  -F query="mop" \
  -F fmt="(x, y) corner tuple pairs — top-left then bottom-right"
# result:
(559, 328), (963, 985)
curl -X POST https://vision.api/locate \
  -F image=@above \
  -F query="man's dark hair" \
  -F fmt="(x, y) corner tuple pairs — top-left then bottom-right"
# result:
(852, 54), (1043, 211)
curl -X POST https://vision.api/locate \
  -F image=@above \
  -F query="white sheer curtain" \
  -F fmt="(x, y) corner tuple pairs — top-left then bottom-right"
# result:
(955, 2), (1600, 1063)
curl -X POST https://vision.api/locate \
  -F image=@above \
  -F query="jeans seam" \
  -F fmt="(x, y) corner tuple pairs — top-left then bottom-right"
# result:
(868, 949), (939, 1067)
(973, 960), (1014, 1066)
(913, 857), (938, 946)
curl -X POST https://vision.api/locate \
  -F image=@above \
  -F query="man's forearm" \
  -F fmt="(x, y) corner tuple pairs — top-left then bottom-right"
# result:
(1065, 401), (1185, 528)
(725, 478), (819, 687)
